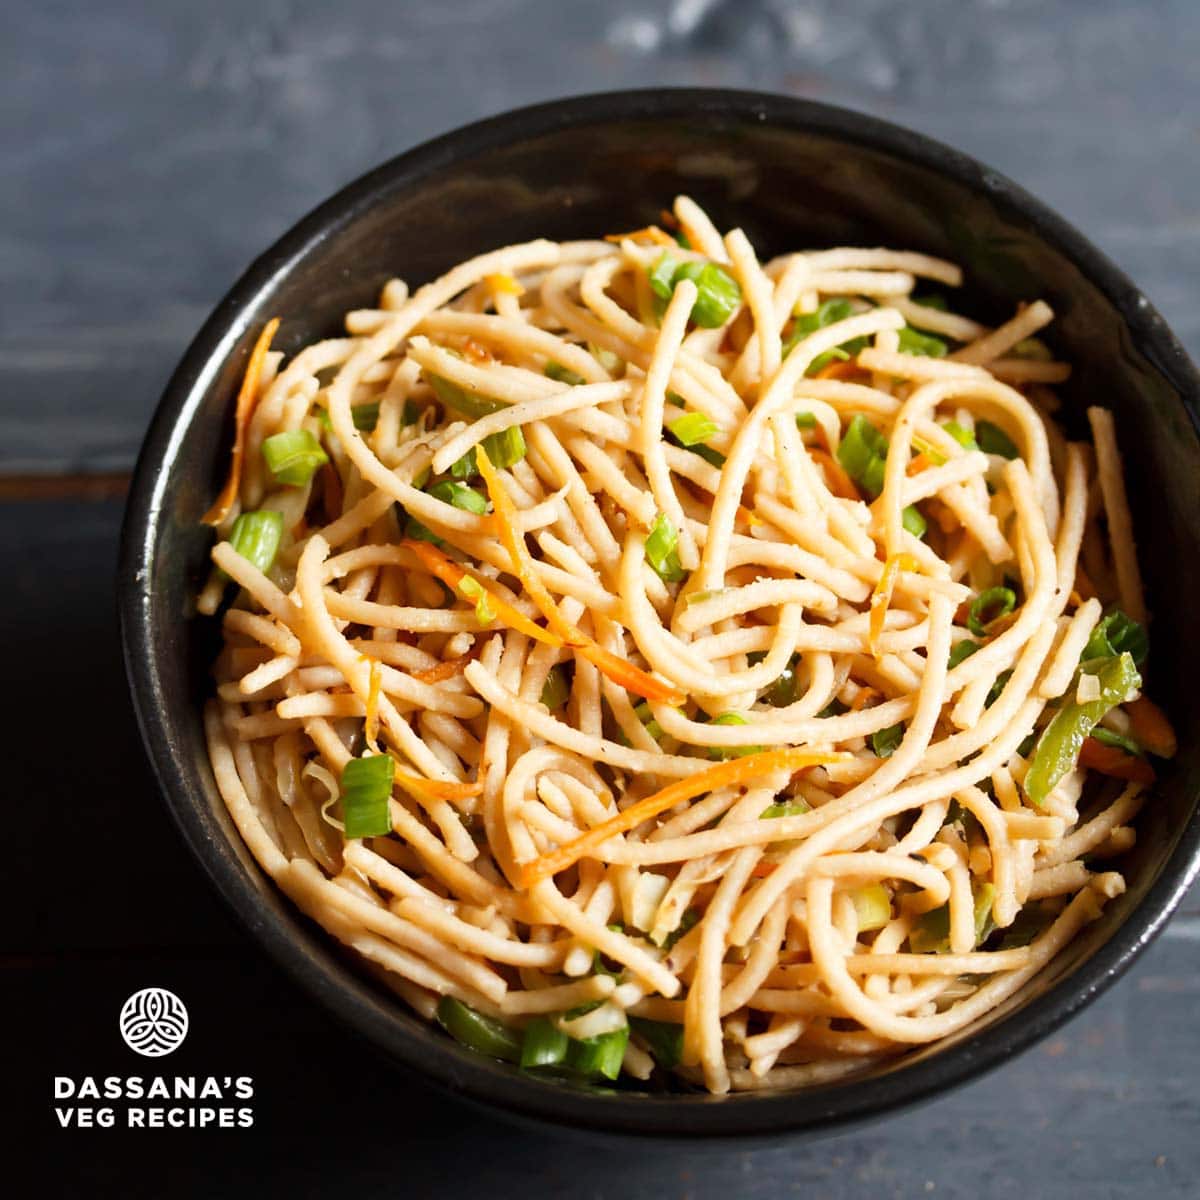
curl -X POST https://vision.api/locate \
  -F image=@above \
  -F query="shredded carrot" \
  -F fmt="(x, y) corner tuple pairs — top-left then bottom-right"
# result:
(1078, 737), (1156, 783)
(814, 359), (863, 381)
(869, 553), (919, 656)
(394, 768), (483, 802)
(363, 658), (382, 750)
(516, 748), (843, 888)
(401, 539), (561, 647)
(461, 336), (493, 364)
(411, 653), (474, 685)
(735, 504), (762, 529)
(849, 687), (881, 712)
(1125, 696), (1177, 758)
(603, 225), (676, 247)
(906, 453), (932, 476)
(809, 449), (860, 501)
(475, 446), (685, 705)
(485, 272), (524, 298)
(202, 317), (281, 526)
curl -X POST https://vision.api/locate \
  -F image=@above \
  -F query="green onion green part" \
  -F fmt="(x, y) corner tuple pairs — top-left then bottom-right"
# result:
(340, 753), (395, 839)
(262, 429), (329, 487)
(539, 665), (570, 711)
(519, 1017), (569, 1070)
(436, 997), (521, 1063)
(968, 586), (1017, 636)
(870, 723), (905, 758)
(544, 361), (586, 386)
(1082, 608), (1148, 667)
(1024, 653), (1142, 804)
(708, 712), (763, 760)
(667, 411), (720, 447)
(975, 420), (1019, 459)
(228, 509), (284, 576)
(628, 1017), (684, 1068)
(644, 513), (684, 583)
(896, 326), (949, 357)
(428, 479), (488, 515)
(948, 639), (981, 669)
(760, 799), (810, 819)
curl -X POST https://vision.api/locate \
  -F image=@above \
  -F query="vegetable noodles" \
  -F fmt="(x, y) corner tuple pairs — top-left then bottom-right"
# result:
(197, 196), (1175, 1094)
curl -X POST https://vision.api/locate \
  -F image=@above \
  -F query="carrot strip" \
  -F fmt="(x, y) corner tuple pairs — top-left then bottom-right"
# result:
(395, 768), (483, 801)
(363, 658), (382, 750)
(604, 225), (676, 247)
(906, 453), (932, 476)
(517, 748), (843, 888)
(1078, 738), (1156, 784)
(809, 449), (860, 501)
(868, 553), (918, 657)
(401, 539), (561, 648)
(814, 359), (864, 381)
(1125, 696), (1177, 758)
(202, 317), (281, 526)
(485, 273), (524, 298)
(411, 653), (474, 685)
(475, 446), (685, 705)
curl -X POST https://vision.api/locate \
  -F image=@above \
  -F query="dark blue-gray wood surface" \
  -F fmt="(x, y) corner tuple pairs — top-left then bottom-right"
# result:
(8, 0), (1198, 1193)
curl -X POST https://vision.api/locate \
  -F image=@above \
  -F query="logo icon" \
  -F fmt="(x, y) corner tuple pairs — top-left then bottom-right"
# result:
(119, 987), (189, 1057)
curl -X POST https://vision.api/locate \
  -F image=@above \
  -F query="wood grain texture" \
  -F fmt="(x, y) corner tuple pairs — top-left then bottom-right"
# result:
(3, 0), (1199, 474)
(8, 0), (1199, 1190)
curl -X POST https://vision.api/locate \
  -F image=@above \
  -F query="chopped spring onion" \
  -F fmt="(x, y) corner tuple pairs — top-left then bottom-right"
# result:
(539, 665), (570, 711)
(428, 479), (488, 515)
(544, 361), (586, 386)
(648, 253), (743, 328)
(564, 1026), (629, 1080)
(986, 669), (1014, 708)
(436, 997), (521, 1063)
(403, 516), (443, 546)
(262, 429), (329, 487)
(911, 433), (948, 466)
(645, 513), (684, 583)
(968, 586), (1017, 636)
(1025, 653), (1142, 804)
(588, 342), (623, 374)
(896, 326), (948, 357)
(628, 1017), (684, 1068)
(482, 426), (526, 470)
(228, 509), (284, 576)
(658, 908), (699, 951)
(316, 401), (381, 433)
(633, 700), (664, 742)
(835, 414), (926, 536)
(760, 799), (810, 819)
(1082, 608), (1148, 667)
(666, 390), (686, 409)
(851, 883), (892, 932)
(426, 372), (508, 420)
(975, 420), (1019, 459)
(908, 883), (996, 954)
(795, 411), (817, 430)
(942, 420), (978, 450)
(837, 414), (889, 497)
(870, 723), (905, 758)
(1091, 726), (1144, 757)
(902, 504), (928, 539)
(520, 1017), (569, 1070)
(708, 712), (762, 760)
(763, 659), (798, 708)
(948, 639), (981, 669)
(340, 752), (395, 838)
(458, 575), (497, 625)
(783, 297), (870, 371)
(667, 411), (720, 447)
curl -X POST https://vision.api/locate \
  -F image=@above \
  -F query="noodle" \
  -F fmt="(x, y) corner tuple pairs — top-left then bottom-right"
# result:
(197, 198), (1172, 1095)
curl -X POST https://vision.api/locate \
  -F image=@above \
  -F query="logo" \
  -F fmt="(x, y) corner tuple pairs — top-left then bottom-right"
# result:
(118, 988), (189, 1057)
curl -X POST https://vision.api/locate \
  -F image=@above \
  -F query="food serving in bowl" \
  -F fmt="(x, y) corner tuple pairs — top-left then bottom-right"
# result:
(194, 192), (1176, 1095)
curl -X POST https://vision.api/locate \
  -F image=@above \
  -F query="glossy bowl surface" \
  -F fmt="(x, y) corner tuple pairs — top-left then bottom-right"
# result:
(120, 88), (1200, 1139)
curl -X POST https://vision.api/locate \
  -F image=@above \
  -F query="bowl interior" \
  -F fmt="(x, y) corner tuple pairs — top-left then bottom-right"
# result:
(124, 92), (1200, 1138)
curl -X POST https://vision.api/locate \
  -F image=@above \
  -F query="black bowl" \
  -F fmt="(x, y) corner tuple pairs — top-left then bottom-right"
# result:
(119, 88), (1200, 1139)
